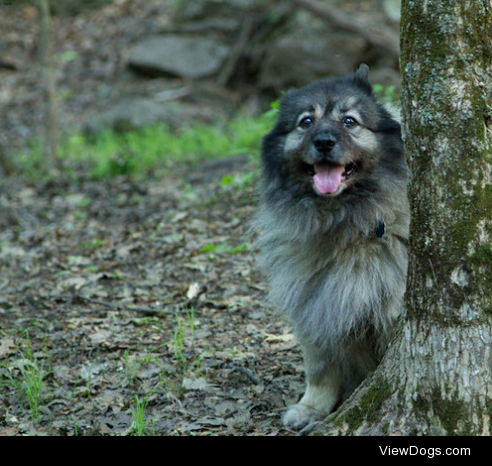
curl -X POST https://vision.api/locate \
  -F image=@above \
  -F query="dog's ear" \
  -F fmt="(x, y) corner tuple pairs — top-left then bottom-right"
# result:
(354, 64), (373, 93)
(355, 64), (370, 83)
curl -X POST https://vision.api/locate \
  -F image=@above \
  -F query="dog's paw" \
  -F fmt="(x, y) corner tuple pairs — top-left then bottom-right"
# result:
(282, 403), (323, 429)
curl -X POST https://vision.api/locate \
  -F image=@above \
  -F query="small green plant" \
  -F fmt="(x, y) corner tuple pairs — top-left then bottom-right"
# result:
(222, 169), (259, 187)
(173, 300), (198, 365)
(160, 301), (204, 398)
(373, 83), (399, 103)
(183, 303), (196, 342)
(199, 241), (250, 255)
(83, 351), (100, 399)
(173, 312), (187, 366)
(123, 350), (140, 384)
(16, 105), (277, 180)
(194, 356), (202, 378)
(128, 396), (150, 436)
(11, 334), (47, 424)
(71, 416), (80, 436)
(21, 366), (44, 423)
(81, 238), (107, 250)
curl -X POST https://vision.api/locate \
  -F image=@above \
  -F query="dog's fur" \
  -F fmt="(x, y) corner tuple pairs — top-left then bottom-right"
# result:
(253, 65), (409, 428)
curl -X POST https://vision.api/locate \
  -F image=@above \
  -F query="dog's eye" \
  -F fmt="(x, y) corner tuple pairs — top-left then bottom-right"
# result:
(299, 116), (315, 129)
(343, 116), (358, 128)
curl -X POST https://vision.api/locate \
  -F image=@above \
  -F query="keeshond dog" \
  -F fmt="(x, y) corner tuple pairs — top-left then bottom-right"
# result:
(254, 65), (409, 429)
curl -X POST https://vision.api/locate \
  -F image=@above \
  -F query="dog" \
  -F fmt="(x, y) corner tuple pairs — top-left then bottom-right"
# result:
(253, 65), (409, 429)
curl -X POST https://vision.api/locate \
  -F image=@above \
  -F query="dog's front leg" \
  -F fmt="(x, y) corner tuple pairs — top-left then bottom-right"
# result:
(283, 342), (341, 429)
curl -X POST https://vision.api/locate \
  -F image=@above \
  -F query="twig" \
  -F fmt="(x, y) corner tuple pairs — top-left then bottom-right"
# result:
(218, 12), (255, 86)
(154, 86), (191, 102)
(0, 60), (17, 71)
(0, 144), (15, 176)
(37, 0), (60, 167)
(49, 294), (166, 316)
(297, 421), (321, 436)
(231, 365), (261, 385)
(291, 0), (400, 58)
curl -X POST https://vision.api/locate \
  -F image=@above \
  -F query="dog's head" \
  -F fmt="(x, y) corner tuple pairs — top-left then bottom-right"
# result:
(262, 65), (402, 198)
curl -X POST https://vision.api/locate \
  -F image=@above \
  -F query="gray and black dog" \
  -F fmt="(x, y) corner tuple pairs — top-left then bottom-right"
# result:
(254, 65), (409, 428)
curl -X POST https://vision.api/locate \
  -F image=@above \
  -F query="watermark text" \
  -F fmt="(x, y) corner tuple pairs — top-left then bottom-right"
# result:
(379, 446), (471, 458)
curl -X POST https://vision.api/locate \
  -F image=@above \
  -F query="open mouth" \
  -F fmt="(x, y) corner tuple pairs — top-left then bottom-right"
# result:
(305, 162), (357, 195)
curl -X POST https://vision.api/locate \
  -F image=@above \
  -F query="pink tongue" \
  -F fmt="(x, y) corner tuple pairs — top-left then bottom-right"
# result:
(313, 164), (345, 194)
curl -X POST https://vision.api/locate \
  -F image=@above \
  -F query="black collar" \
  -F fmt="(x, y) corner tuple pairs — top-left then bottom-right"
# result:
(374, 220), (409, 247)
(374, 220), (386, 238)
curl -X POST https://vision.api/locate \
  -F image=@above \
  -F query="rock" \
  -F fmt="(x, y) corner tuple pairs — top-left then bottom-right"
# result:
(84, 88), (232, 135)
(383, 0), (402, 23)
(49, 0), (112, 16)
(259, 28), (366, 91)
(84, 97), (177, 134)
(128, 35), (230, 79)
(174, 0), (256, 22)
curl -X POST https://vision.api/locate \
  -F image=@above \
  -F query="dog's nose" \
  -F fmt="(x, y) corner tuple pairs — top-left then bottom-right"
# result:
(314, 135), (336, 154)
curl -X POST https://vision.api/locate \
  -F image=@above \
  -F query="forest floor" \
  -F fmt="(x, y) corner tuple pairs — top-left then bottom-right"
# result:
(0, 0), (306, 436)
(0, 158), (306, 436)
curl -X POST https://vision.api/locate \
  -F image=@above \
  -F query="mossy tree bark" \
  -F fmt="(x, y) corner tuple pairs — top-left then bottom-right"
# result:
(315, 0), (492, 435)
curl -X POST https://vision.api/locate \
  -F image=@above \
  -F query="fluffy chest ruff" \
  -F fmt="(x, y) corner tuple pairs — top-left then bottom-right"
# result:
(254, 202), (408, 358)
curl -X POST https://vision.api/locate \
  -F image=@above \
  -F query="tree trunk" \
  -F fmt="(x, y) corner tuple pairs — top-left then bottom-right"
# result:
(314, 0), (492, 435)
(38, 0), (59, 169)
(0, 144), (15, 176)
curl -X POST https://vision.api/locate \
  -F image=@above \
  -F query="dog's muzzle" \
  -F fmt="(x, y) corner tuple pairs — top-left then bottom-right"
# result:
(306, 135), (357, 195)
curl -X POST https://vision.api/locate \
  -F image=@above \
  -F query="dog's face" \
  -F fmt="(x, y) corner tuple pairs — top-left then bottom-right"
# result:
(263, 65), (401, 199)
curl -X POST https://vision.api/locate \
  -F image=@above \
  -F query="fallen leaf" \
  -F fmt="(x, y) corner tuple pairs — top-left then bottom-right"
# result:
(0, 337), (15, 359)
(186, 282), (205, 301)
(0, 427), (18, 436)
(182, 377), (209, 391)
(263, 333), (295, 343)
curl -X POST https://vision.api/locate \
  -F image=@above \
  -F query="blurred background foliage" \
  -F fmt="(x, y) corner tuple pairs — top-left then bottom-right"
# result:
(0, 0), (401, 180)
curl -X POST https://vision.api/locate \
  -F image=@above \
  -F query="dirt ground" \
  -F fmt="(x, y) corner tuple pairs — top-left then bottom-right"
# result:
(0, 0), (393, 437)
(0, 1), (310, 436)
(0, 156), (308, 436)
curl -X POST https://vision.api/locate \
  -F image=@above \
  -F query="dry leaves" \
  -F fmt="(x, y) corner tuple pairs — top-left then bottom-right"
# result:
(0, 163), (303, 436)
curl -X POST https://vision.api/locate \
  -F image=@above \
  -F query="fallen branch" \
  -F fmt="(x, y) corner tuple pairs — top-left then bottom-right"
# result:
(231, 365), (261, 385)
(154, 86), (191, 102)
(37, 0), (60, 168)
(49, 294), (166, 316)
(291, 0), (400, 58)
(218, 13), (255, 86)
